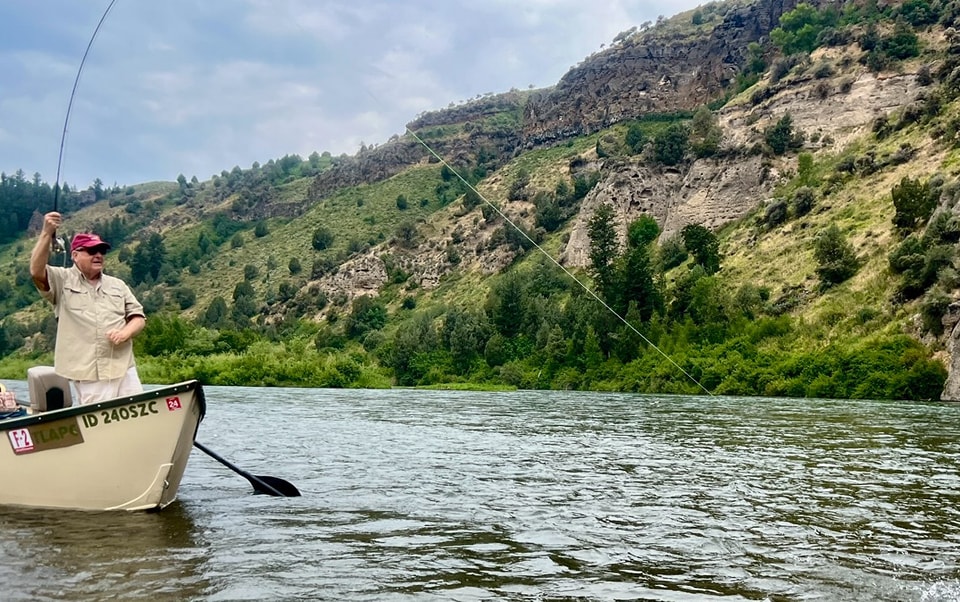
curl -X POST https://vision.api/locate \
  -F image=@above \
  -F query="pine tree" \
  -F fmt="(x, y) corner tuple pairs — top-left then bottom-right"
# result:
(588, 203), (620, 306)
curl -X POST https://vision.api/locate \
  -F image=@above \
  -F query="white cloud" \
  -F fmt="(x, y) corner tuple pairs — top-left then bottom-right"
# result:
(0, 0), (704, 187)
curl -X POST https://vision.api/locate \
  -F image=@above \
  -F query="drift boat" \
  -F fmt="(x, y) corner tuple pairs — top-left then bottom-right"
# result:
(0, 368), (205, 511)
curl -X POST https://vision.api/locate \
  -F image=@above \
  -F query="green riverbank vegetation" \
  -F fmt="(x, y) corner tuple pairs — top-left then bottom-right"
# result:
(0, 1), (956, 400)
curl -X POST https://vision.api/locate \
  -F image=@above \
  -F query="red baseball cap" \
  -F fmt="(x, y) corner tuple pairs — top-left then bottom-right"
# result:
(71, 233), (111, 253)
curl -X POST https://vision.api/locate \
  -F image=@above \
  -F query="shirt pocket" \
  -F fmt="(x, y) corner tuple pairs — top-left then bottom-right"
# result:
(101, 287), (127, 317)
(62, 285), (90, 315)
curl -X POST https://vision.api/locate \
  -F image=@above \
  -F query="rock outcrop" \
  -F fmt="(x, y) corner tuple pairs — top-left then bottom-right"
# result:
(560, 154), (771, 267)
(308, 93), (527, 204)
(942, 302), (960, 400)
(297, 0), (928, 311)
(560, 63), (923, 268)
(520, 0), (823, 147)
(306, 0), (822, 205)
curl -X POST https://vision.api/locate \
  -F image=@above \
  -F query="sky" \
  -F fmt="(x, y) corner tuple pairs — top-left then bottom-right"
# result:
(1, 0), (703, 189)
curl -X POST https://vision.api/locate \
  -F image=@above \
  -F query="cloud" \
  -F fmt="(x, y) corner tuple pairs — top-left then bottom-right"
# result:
(0, 0), (703, 187)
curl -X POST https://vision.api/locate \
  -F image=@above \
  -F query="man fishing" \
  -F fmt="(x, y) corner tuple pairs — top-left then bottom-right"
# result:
(29, 211), (146, 404)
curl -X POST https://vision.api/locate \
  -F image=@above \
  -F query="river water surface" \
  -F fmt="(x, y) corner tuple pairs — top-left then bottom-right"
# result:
(0, 384), (959, 601)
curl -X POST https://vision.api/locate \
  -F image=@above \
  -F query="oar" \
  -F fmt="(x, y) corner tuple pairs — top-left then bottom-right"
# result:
(193, 441), (301, 497)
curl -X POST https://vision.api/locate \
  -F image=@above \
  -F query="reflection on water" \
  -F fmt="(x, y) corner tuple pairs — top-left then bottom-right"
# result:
(1, 384), (959, 600)
(0, 503), (208, 599)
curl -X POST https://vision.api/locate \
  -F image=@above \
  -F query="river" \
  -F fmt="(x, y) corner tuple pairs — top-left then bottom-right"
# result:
(0, 384), (958, 601)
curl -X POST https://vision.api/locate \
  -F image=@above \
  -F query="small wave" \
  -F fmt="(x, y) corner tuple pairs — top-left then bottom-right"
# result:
(919, 579), (960, 602)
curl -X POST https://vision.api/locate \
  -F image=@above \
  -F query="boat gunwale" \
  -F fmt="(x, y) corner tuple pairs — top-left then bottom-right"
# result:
(0, 380), (206, 432)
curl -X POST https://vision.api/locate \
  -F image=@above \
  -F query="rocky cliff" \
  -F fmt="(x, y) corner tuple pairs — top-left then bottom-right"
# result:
(943, 303), (960, 400)
(294, 0), (957, 399)
(306, 0), (822, 204)
(307, 93), (527, 204)
(561, 62), (923, 267)
(299, 0), (925, 299)
(519, 0), (822, 147)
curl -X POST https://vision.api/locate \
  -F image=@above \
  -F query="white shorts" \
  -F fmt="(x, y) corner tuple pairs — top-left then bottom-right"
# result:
(74, 367), (144, 405)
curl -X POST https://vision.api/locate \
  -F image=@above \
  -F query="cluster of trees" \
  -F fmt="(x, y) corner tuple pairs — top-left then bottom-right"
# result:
(888, 174), (960, 332)
(336, 201), (937, 399)
(175, 152), (339, 214)
(517, 166), (601, 235)
(769, 0), (925, 62)
(0, 171), (115, 244)
(617, 109), (720, 166)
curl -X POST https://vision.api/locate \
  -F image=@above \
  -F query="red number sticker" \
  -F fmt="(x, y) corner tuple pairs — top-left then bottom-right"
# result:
(8, 429), (35, 454)
(166, 396), (182, 411)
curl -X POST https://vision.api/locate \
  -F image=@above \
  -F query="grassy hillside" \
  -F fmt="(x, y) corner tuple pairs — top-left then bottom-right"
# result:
(0, 0), (955, 399)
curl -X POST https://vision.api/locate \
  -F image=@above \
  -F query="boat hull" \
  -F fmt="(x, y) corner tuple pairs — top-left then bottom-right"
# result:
(0, 380), (205, 511)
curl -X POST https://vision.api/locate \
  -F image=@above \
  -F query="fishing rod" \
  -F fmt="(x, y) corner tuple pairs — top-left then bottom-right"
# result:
(49, 0), (119, 256)
(50, 1), (304, 498)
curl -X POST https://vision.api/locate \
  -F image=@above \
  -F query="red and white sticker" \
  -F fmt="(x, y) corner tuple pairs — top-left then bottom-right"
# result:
(8, 429), (35, 454)
(165, 396), (182, 411)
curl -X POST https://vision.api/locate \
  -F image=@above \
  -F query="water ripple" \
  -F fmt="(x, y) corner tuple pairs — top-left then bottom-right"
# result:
(1, 385), (959, 600)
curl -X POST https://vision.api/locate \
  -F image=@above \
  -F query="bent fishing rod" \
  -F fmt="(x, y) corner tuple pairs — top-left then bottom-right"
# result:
(48, 0), (119, 257)
(49, 0), (301, 498)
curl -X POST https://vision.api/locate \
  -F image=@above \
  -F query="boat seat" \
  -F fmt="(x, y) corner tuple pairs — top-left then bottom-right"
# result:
(27, 366), (74, 412)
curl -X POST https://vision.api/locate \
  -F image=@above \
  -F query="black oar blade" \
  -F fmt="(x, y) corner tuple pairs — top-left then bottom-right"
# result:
(193, 441), (301, 498)
(252, 475), (301, 497)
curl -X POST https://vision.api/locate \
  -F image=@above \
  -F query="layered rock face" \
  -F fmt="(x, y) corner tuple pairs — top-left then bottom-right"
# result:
(561, 65), (922, 268)
(300, 0), (921, 301)
(942, 304), (960, 401)
(520, 0), (820, 147)
(560, 155), (771, 268)
(308, 93), (526, 204)
(307, 0), (820, 204)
